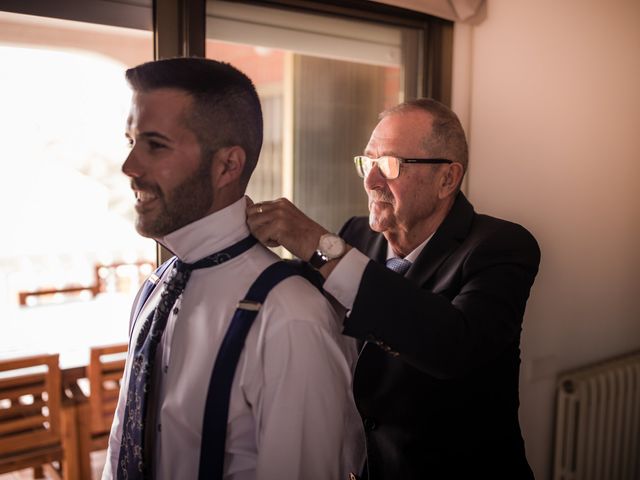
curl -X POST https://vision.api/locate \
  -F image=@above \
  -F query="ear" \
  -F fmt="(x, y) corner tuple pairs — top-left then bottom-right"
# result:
(213, 146), (247, 190)
(438, 162), (464, 199)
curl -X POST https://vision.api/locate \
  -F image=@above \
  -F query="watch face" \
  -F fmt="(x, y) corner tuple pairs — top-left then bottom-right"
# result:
(319, 234), (345, 258)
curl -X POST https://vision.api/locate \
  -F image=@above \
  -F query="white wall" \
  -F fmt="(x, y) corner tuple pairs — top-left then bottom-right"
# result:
(452, 0), (640, 477)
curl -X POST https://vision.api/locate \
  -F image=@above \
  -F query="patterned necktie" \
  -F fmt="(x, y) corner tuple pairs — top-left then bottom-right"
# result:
(386, 257), (411, 276)
(117, 236), (257, 480)
(117, 259), (192, 479)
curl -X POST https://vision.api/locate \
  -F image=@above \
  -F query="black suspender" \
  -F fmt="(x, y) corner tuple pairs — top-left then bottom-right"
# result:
(198, 260), (321, 479)
(129, 259), (323, 479)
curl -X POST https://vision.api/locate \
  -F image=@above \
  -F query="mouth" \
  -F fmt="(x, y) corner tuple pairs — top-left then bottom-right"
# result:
(369, 195), (393, 207)
(133, 189), (159, 210)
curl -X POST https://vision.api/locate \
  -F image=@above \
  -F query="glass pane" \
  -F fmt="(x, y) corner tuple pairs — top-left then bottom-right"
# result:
(206, 3), (412, 233)
(291, 54), (400, 232)
(0, 11), (154, 368)
(206, 41), (286, 203)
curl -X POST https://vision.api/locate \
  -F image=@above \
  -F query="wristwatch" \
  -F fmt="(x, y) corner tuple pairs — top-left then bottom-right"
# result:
(308, 233), (346, 269)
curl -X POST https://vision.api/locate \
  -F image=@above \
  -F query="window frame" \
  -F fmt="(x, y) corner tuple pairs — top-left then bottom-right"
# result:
(205, 0), (453, 103)
(0, 0), (453, 263)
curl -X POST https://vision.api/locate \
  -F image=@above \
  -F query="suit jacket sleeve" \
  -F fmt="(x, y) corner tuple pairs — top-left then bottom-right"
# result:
(340, 215), (540, 380)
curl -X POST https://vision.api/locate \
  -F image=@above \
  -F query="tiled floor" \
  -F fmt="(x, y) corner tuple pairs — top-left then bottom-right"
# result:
(0, 450), (106, 480)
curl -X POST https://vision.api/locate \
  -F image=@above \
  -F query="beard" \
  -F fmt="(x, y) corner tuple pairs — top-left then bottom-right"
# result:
(133, 157), (214, 238)
(367, 189), (396, 233)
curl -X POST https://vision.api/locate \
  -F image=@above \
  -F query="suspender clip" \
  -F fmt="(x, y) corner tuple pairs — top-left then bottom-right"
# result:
(237, 300), (262, 311)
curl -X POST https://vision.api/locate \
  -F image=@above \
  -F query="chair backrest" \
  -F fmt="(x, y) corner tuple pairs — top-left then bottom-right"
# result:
(0, 354), (62, 459)
(87, 344), (127, 435)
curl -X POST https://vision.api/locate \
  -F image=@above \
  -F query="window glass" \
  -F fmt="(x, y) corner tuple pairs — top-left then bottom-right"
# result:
(206, 1), (415, 232)
(0, 11), (154, 367)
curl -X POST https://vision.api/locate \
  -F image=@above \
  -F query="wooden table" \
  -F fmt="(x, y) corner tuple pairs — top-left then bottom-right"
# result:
(1, 292), (131, 479)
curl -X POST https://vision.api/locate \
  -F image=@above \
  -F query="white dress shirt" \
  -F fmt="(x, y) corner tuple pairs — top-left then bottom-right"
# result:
(103, 197), (362, 480)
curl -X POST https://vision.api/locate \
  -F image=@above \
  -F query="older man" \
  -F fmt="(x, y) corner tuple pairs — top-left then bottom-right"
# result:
(103, 58), (361, 480)
(247, 99), (540, 479)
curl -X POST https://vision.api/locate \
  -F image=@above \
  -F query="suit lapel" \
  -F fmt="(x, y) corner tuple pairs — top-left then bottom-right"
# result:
(405, 193), (475, 286)
(367, 232), (387, 264)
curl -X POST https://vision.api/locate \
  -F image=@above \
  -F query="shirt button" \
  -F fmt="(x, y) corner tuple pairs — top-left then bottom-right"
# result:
(157, 423), (162, 433)
(363, 417), (376, 431)
(173, 307), (179, 315)
(163, 365), (168, 374)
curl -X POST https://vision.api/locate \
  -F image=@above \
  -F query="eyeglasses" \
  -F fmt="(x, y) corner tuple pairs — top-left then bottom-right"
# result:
(354, 155), (452, 180)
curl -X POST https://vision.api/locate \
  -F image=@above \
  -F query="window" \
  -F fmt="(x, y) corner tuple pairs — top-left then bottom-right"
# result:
(0, 0), (451, 360)
(0, 10), (154, 365)
(206, 0), (430, 232)
(0, 1), (450, 476)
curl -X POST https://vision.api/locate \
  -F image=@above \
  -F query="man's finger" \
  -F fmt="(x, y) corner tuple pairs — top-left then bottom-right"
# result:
(249, 221), (281, 249)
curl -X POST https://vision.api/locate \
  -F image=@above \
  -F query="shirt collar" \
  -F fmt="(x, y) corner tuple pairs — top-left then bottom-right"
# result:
(159, 197), (250, 263)
(385, 233), (434, 263)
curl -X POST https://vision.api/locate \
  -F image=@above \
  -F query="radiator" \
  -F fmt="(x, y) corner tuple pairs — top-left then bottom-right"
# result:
(553, 351), (640, 480)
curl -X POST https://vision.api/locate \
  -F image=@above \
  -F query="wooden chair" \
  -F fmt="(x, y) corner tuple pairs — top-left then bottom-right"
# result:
(86, 344), (127, 451)
(0, 354), (63, 478)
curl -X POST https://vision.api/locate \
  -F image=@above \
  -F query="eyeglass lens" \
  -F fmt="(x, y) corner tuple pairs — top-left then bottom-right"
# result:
(355, 156), (399, 179)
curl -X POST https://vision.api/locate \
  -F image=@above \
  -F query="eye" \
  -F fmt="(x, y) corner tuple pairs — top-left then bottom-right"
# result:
(148, 140), (166, 151)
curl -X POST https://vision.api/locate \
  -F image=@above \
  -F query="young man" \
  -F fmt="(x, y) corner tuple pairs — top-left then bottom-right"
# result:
(103, 58), (361, 480)
(247, 99), (541, 479)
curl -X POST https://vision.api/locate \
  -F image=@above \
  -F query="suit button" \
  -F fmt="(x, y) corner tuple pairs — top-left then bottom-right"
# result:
(363, 417), (377, 431)
(349, 474), (358, 480)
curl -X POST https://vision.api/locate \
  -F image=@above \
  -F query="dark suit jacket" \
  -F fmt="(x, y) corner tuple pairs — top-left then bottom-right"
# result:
(340, 193), (540, 480)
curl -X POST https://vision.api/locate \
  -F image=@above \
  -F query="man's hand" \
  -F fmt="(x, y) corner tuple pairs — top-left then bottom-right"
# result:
(246, 196), (328, 262)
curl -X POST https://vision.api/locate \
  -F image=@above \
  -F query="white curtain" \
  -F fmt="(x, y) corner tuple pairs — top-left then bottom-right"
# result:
(369, 0), (485, 23)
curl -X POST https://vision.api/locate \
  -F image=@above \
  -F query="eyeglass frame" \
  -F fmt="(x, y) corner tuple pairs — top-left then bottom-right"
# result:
(353, 155), (453, 180)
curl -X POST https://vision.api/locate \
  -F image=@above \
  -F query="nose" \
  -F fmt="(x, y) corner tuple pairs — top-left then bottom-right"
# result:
(122, 148), (142, 178)
(364, 162), (386, 191)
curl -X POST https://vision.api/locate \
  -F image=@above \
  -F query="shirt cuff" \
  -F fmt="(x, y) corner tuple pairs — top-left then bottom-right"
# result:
(323, 248), (370, 311)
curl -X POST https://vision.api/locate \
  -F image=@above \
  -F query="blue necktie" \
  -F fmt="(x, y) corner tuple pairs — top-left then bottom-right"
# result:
(117, 236), (257, 480)
(386, 257), (411, 276)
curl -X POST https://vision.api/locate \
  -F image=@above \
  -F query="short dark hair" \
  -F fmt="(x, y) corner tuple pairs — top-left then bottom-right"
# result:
(381, 98), (468, 172)
(125, 57), (263, 186)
